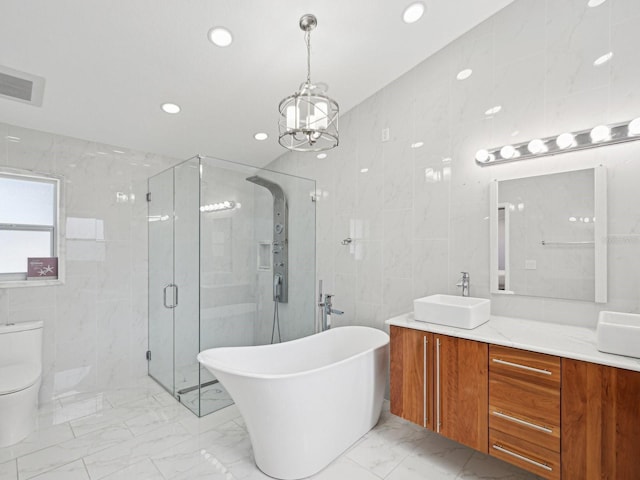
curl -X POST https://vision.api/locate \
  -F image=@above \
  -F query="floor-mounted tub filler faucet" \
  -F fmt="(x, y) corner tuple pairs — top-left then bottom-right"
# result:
(318, 280), (344, 331)
(457, 272), (470, 297)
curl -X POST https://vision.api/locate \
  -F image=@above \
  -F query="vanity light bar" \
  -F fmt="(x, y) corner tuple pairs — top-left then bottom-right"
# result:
(475, 117), (640, 166)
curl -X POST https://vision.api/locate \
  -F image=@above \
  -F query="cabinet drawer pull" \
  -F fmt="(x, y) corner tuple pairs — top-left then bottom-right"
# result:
(492, 410), (553, 434)
(492, 358), (551, 376)
(423, 336), (427, 428)
(492, 444), (553, 472)
(436, 338), (441, 433)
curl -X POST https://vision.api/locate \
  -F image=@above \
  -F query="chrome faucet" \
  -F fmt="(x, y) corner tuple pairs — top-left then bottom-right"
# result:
(456, 272), (470, 297)
(318, 293), (344, 330)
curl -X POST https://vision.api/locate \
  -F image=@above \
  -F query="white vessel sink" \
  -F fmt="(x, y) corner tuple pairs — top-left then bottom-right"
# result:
(597, 311), (640, 359)
(413, 294), (490, 330)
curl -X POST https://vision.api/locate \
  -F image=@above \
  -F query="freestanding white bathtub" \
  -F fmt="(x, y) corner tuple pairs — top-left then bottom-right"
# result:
(197, 326), (389, 480)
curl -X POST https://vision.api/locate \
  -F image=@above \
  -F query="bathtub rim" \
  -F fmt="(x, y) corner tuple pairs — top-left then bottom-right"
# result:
(197, 325), (389, 381)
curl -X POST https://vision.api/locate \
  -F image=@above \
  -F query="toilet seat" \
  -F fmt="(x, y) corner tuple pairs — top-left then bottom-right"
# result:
(0, 363), (41, 395)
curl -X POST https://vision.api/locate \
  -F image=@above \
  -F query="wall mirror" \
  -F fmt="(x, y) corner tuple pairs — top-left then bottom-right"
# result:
(489, 166), (607, 303)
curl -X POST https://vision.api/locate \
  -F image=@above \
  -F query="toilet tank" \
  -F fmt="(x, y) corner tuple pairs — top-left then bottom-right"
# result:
(0, 321), (43, 367)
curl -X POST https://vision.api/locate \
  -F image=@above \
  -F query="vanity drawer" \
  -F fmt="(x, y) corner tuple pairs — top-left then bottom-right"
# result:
(489, 345), (561, 387)
(489, 375), (560, 452)
(490, 372), (560, 451)
(490, 429), (560, 480)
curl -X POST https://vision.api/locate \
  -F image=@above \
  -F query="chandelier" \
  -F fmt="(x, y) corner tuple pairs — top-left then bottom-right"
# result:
(278, 14), (339, 152)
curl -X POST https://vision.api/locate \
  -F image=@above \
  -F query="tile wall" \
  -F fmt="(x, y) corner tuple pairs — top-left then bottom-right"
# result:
(267, 0), (640, 330)
(0, 121), (177, 402)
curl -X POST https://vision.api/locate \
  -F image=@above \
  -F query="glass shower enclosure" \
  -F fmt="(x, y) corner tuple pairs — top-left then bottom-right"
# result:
(148, 155), (316, 416)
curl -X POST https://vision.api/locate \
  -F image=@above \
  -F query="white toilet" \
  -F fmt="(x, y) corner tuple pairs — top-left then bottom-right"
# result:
(0, 321), (43, 447)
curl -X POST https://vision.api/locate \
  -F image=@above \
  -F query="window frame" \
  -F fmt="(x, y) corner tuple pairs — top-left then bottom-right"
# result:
(0, 167), (64, 287)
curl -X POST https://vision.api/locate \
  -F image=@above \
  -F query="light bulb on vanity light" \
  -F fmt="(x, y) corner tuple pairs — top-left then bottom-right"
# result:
(556, 132), (576, 150)
(500, 145), (517, 159)
(475, 149), (491, 163)
(590, 125), (611, 143)
(527, 138), (547, 154)
(628, 117), (640, 136)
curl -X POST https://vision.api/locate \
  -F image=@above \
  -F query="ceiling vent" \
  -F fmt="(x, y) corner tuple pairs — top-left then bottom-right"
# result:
(0, 65), (45, 107)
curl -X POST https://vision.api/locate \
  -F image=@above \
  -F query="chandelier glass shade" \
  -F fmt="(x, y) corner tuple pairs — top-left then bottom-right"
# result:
(278, 14), (339, 152)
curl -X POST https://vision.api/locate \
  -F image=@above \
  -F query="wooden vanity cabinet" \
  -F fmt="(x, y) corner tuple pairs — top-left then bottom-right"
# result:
(561, 358), (640, 480)
(390, 326), (488, 452)
(391, 325), (640, 480)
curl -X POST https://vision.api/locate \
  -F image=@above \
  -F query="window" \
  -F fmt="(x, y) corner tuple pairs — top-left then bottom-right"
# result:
(0, 169), (61, 282)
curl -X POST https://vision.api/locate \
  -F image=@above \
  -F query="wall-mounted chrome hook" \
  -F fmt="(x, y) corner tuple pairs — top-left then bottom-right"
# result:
(341, 237), (352, 245)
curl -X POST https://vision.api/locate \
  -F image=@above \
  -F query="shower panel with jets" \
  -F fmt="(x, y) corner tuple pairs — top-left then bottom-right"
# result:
(147, 155), (316, 416)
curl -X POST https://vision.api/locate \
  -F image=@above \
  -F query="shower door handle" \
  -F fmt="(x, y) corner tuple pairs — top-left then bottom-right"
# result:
(163, 284), (178, 309)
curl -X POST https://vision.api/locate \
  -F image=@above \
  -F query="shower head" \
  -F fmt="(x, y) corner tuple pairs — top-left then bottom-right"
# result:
(246, 175), (285, 201)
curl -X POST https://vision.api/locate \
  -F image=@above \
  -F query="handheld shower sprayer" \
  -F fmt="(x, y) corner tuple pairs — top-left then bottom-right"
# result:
(273, 274), (282, 300)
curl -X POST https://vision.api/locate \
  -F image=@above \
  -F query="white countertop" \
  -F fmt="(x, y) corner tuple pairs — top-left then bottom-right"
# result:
(386, 313), (640, 373)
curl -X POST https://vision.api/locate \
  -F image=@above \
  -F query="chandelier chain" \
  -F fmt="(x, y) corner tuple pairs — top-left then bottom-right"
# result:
(305, 30), (311, 87)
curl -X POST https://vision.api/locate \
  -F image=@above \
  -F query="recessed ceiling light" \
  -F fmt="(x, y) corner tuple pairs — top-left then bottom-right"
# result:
(588, 0), (607, 7)
(402, 2), (425, 24)
(485, 105), (502, 116)
(254, 132), (268, 141)
(411, 141), (424, 149)
(456, 69), (473, 80)
(208, 27), (233, 47)
(161, 103), (181, 114)
(316, 153), (327, 159)
(593, 51), (613, 66)
(360, 168), (369, 173)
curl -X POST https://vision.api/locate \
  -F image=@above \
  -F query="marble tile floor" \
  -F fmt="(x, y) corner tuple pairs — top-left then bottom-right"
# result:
(0, 377), (542, 480)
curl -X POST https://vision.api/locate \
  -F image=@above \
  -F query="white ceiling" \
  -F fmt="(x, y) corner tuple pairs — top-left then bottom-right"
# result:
(0, 0), (513, 167)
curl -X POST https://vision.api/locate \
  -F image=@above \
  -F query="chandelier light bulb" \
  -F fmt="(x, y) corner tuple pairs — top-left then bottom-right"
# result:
(556, 132), (576, 150)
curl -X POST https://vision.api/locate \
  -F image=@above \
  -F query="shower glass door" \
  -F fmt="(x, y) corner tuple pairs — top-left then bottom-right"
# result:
(147, 158), (200, 404)
(148, 167), (175, 394)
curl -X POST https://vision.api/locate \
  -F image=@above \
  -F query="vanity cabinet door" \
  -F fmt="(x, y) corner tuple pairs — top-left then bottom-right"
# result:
(562, 359), (640, 480)
(390, 326), (434, 430)
(434, 334), (488, 453)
